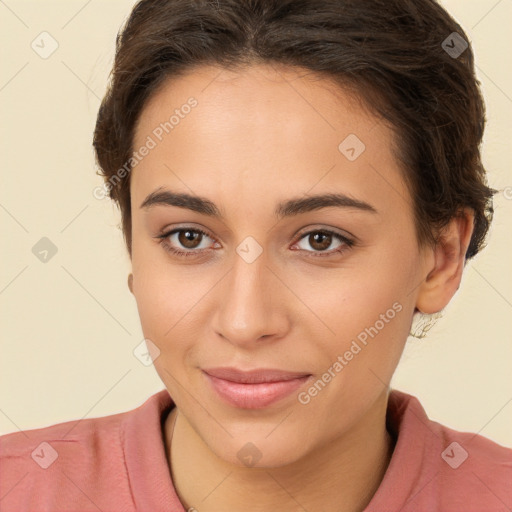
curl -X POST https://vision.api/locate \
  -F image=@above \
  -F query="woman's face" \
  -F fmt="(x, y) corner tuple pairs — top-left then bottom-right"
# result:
(129, 64), (432, 467)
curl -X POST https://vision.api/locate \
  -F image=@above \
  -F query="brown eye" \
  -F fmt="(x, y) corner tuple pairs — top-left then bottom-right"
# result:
(308, 232), (333, 251)
(158, 227), (216, 257)
(177, 229), (204, 249)
(293, 229), (354, 257)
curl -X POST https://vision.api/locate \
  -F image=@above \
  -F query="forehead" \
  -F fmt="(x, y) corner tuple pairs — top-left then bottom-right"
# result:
(134, 63), (385, 149)
(130, 63), (408, 219)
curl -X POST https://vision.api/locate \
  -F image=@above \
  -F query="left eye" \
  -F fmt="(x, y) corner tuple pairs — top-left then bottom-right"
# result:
(293, 230), (352, 255)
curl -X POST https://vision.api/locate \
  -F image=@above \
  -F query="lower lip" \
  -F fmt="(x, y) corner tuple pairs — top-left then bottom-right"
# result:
(203, 372), (312, 409)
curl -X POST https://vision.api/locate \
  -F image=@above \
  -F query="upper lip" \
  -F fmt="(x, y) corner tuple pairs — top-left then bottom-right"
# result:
(203, 367), (311, 384)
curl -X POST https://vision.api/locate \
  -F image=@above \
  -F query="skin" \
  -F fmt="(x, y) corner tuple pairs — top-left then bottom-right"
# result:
(128, 63), (474, 512)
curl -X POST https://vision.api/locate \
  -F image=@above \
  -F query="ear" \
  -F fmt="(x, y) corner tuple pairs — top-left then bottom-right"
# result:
(128, 273), (134, 294)
(416, 209), (475, 314)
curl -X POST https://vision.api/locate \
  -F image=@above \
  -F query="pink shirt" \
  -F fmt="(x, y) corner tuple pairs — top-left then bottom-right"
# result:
(1, 389), (511, 511)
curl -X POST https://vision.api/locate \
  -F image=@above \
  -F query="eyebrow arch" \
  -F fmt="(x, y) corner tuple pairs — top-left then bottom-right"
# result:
(140, 187), (378, 218)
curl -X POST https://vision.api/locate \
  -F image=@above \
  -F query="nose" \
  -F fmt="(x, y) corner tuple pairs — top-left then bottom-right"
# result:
(212, 250), (289, 347)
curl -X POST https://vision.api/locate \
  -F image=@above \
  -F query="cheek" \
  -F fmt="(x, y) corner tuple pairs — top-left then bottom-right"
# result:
(134, 277), (199, 397)
(131, 254), (213, 372)
(131, 232), (184, 331)
(131, 253), (180, 348)
(302, 243), (417, 378)
(309, 257), (414, 334)
(296, 277), (413, 427)
(315, 284), (410, 383)
(134, 280), (196, 345)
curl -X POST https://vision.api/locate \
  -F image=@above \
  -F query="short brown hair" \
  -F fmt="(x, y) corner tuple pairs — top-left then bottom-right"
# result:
(93, 0), (495, 260)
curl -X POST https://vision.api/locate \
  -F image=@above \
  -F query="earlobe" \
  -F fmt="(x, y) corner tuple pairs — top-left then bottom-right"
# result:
(128, 273), (134, 294)
(415, 209), (475, 314)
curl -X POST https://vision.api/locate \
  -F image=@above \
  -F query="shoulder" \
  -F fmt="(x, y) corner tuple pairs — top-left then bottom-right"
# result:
(393, 389), (512, 466)
(370, 389), (512, 512)
(0, 389), (172, 511)
(1, 404), (125, 454)
(0, 406), (130, 511)
(428, 412), (512, 508)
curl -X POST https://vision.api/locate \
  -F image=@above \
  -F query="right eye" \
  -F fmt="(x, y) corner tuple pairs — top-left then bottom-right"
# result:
(158, 227), (219, 257)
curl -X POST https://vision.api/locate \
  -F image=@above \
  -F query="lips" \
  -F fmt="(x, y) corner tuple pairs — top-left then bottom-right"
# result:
(202, 367), (312, 409)
(203, 367), (311, 383)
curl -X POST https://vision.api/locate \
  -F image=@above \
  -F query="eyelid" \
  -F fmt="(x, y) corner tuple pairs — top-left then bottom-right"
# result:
(294, 224), (355, 241)
(158, 223), (216, 240)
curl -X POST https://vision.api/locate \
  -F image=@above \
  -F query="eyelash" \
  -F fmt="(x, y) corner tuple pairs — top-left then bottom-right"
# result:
(157, 227), (355, 259)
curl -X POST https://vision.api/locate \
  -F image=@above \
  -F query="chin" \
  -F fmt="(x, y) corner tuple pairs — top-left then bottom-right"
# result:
(207, 433), (309, 470)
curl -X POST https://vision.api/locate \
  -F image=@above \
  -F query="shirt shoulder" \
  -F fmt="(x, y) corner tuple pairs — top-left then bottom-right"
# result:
(367, 390), (512, 512)
(428, 413), (512, 510)
(0, 390), (172, 512)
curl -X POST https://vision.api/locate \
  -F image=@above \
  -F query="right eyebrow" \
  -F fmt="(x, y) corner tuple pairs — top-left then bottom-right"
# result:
(140, 188), (222, 217)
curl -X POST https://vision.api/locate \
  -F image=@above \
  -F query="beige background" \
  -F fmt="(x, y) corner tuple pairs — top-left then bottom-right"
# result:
(1, 0), (511, 446)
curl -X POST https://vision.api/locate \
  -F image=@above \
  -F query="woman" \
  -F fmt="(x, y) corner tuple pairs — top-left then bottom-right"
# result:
(1, 0), (511, 510)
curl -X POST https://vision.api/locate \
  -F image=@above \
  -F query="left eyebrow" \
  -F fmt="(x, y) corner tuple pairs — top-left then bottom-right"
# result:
(275, 193), (377, 218)
(140, 187), (378, 218)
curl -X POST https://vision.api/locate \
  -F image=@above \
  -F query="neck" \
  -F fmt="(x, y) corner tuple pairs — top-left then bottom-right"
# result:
(164, 390), (394, 512)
